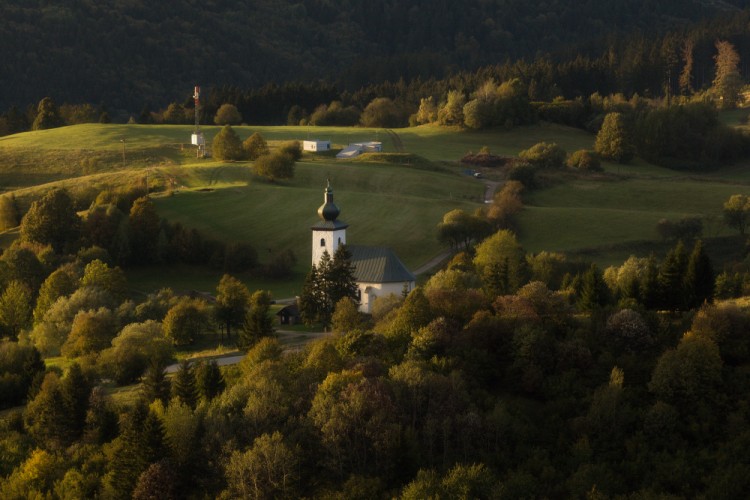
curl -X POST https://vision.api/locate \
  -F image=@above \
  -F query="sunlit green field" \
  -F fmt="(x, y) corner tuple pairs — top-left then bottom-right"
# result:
(2, 120), (750, 293)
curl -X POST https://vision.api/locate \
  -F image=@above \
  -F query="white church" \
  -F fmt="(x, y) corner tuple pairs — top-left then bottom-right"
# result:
(311, 181), (416, 313)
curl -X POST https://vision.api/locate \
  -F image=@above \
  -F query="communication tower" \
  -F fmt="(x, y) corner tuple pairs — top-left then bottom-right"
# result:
(191, 85), (206, 157)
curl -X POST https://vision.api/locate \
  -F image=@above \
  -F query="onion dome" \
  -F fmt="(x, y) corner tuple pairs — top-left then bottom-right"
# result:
(317, 180), (340, 221)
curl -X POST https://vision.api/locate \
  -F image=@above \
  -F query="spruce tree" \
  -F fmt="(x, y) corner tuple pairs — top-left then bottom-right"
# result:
(684, 240), (714, 309)
(239, 290), (274, 349)
(658, 241), (688, 310)
(171, 359), (199, 409)
(330, 245), (359, 308)
(578, 264), (610, 312)
(61, 363), (92, 440)
(141, 356), (170, 404)
(299, 263), (321, 326)
(105, 401), (149, 498)
(195, 360), (225, 401)
(640, 254), (661, 309)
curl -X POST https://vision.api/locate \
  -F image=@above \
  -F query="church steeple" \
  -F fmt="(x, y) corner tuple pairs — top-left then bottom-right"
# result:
(311, 180), (348, 266)
(317, 179), (340, 221)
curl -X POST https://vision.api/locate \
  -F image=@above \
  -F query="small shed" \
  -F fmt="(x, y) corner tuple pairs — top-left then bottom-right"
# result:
(276, 303), (300, 325)
(303, 140), (331, 152)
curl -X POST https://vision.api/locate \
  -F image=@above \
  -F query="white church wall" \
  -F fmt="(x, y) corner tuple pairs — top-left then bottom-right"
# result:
(311, 229), (346, 265)
(357, 280), (415, 314)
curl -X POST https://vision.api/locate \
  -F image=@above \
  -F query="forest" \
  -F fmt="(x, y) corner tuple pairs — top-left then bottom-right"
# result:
(2, 0), (750, 111)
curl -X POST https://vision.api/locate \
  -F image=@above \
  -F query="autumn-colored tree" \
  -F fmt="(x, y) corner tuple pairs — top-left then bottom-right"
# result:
(595, 112), (635, 163)
(679, 38), (695, 95)
(713, 40), (743, 109)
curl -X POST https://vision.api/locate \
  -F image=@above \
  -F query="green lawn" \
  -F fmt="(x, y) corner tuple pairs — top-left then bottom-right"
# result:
(3, 121), (750, 285)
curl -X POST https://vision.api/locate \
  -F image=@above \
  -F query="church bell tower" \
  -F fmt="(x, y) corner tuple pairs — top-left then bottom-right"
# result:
(311, 180), (348, 265)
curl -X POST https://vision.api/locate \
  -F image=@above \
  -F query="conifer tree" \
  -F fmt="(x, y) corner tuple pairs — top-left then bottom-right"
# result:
(61, 363), (92, 440)
(239, 290), (275, 349)
(684, 240), (714, 309)
(195, 360), (225, 401)
(640, 254), (661, 309)
(105, 401), (149, 498)
(171, 359), (199, 409)
(141, 356), (170, 404)
(658, 240), (688, 310)
(578, 264), (611, 312)
(212, 124), (243, 160)
(299, 246), (359, 328)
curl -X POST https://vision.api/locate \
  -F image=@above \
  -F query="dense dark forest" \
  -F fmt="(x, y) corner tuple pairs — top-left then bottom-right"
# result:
(3, 0), (750, 111)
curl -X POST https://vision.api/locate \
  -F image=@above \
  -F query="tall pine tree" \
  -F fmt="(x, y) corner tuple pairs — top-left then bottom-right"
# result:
(658, 240), (688, 310)
(684, 240), (714, 309)
(171, 359), (199, 409)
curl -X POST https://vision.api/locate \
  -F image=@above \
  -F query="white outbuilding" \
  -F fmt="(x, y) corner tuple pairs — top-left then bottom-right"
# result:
(303, 140), (331, 152)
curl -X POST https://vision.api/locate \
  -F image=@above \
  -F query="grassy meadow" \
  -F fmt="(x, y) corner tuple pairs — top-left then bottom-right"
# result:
(2, 120), (750, 294)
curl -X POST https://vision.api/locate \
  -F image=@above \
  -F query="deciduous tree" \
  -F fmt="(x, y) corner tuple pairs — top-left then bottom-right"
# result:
(214, 103), (243, 125)
(0, 281), (32, 340)
(20, 189), (80, 253)
(723, 194), (750, 235)
(595, 112), (635, 163)
(214, 274), (250, 340)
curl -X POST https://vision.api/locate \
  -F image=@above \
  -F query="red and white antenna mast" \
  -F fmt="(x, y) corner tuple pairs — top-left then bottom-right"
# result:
(191, 85), (206, 157)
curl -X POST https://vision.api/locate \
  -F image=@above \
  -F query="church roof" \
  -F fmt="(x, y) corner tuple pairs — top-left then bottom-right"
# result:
(348, 245), (416, 283)
(311, 219), (349, 230)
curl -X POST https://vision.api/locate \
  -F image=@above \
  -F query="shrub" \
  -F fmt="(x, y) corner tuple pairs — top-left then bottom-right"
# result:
(507, 163), (537, 188)
(243, 132), (269, 160)
(278, 141), (302, 161)
(519, 142), (566, 169)
(212, 125), (243, 161)
(566, 149), (602, 171)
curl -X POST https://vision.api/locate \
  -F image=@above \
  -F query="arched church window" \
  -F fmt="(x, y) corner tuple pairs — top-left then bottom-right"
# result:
(320, 238), (325, 247)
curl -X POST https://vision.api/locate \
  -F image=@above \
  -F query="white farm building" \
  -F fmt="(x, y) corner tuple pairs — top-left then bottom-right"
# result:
(310, 182), (415, 313)
(335, 141), (383, 159)
(303, 140), (331, 152)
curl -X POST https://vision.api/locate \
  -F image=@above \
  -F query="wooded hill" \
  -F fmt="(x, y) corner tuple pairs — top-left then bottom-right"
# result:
(3, 0), (750, 110)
